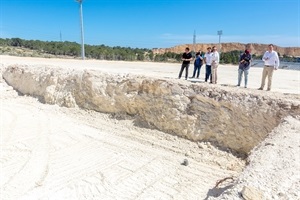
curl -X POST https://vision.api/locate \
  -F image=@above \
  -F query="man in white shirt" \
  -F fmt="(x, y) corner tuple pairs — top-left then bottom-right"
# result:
(204, 47), (213, 82)
(258, 44), (280, 91)
(211, 46), (220, 84)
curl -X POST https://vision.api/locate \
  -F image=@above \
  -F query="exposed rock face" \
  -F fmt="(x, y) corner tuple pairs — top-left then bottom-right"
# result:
(152, 43), (300, 57)
(3, 65), (300, 154)
(208, 116), (300, 200)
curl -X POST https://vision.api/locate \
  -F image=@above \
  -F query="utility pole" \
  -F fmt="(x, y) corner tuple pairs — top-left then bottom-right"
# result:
(193, 30), (196, 56)
(217, 30), (222, 54)
(76, 0), (85, 60)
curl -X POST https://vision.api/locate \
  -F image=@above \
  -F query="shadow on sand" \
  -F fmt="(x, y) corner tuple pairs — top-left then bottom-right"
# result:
(204, 184), (234, 200)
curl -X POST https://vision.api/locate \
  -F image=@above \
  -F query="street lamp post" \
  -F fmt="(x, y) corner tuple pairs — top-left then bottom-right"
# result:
(76, 0), (85, 60)
(193, 30), (196, 56)
(217, 30), (222, 54)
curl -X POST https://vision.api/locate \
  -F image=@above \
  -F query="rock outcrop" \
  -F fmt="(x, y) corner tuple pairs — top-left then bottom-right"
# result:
(152, 43), (300, 57)
(208, 116), (300, 200)
(3, 65), (300, 154)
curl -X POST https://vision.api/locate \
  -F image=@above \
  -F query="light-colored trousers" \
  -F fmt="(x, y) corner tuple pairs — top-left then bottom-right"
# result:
(211, 62), (218, 84)
(260, 66), (274, 89)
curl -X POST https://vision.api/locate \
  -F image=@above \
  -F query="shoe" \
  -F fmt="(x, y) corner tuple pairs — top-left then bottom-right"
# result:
(267, 88), (271, 91)
(236, 85), (240, 87)
(244, 86), (247, 88)
(258, 88), (263, 90)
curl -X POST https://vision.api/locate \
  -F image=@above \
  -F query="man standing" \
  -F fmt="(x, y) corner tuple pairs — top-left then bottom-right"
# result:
(204, 47), (212, 82)
(258, 44), (280, 91)
(211, 46), (220, 84)
(178, 47), (193, 80)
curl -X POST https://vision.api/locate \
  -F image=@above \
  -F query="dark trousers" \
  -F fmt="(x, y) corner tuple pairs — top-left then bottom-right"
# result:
(192, 64), (202, 78)
(178, 63), (189, 79)
(205, 64), (212, 82)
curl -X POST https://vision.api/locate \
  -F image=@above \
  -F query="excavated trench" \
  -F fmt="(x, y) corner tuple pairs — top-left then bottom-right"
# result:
(2, 65), (300, 155)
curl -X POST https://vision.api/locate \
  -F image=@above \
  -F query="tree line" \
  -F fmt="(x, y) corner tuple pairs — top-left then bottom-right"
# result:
(0, 38), (298, 64)
(0, 38), (150, 61)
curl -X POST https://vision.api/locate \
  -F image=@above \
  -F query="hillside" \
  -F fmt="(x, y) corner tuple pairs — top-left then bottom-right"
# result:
(152, 43), (300, 57)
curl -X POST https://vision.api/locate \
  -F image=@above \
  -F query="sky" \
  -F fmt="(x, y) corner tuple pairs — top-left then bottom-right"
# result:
(0, 0), (299, 49)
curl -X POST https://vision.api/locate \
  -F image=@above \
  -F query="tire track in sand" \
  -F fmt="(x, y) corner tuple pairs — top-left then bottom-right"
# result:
(1, 96), (243, 199)
(0, 102), (50, 199)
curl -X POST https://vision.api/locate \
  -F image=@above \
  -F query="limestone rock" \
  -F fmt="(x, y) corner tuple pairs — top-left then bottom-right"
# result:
(241, 186), (264, 200)
(2, 65), (300, 154)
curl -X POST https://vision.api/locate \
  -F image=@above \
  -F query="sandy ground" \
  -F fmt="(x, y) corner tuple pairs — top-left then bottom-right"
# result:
(0, 55), (299, 199)
(0, 94), (244, 199)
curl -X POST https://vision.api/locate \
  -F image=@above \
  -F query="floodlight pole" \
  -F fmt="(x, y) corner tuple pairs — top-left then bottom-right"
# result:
(77, 0), (85, 60)
(193, 30), (196, 55)
(217, 30), (222, 54)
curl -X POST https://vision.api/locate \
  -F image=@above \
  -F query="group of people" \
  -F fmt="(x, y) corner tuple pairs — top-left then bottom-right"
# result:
(178, 44), (280, 91)
(178, 46), (220, 84)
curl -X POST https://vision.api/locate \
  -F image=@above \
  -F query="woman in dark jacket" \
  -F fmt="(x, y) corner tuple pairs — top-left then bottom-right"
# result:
(237, 49), (252, 88)
(191, 51), (203, 78)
